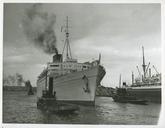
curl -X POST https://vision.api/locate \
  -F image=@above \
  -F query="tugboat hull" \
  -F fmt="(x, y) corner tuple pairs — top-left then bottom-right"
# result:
(112, 88), (148, 105)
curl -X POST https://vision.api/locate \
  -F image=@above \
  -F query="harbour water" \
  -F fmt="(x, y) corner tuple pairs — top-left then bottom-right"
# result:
(3, 91), (161, 125)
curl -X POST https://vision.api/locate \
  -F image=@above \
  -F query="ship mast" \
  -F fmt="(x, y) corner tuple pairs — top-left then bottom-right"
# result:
(62, 16), (72, 60)
(119, 74), (121, 88)
(142, 46), (146, 78)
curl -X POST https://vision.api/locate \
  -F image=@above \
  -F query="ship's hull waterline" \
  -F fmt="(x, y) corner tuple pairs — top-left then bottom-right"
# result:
(126, 86), (161, 103)
(37, 65), (105, 105)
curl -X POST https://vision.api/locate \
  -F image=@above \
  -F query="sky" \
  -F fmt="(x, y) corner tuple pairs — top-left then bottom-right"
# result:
(3, 3), (161, 87)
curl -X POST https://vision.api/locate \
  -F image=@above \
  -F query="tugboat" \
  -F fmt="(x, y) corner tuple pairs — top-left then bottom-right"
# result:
(112, 75), (148, 105)
(112, 87), (148, 105)
(37, 90), (79, 114)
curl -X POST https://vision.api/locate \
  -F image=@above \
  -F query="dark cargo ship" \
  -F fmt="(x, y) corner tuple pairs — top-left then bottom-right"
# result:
(126, 46), (161, 103)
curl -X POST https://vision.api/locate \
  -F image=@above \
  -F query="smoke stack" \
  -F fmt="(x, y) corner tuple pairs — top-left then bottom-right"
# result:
(53, 54), (63, 63)
(123, 82), (126, 88)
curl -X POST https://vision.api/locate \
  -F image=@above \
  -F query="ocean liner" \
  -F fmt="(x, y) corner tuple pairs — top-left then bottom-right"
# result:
(37, 17), (106, 105)
(126, 46), (161, 103)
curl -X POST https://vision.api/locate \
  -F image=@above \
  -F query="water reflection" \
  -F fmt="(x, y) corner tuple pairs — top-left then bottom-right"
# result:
(3, 91), (161, 124)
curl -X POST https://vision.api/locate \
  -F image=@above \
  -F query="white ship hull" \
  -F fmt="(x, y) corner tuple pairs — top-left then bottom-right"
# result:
(37, 65), (105, 105)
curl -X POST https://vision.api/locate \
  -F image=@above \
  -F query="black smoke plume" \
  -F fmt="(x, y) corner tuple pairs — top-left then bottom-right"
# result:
(22, 4), (58, 54)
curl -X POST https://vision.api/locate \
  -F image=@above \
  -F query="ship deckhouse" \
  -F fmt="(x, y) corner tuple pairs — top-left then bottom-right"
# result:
(47, 54), (99, 77)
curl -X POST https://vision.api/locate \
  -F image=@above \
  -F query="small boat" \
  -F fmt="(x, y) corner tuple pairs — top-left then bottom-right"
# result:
(112, 88), (148, 105)
(37, 90), (79, 114)
(127, 99), (148, 105)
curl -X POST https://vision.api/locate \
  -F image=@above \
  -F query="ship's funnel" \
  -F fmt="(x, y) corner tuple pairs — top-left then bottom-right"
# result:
(53, 54), (63, 62)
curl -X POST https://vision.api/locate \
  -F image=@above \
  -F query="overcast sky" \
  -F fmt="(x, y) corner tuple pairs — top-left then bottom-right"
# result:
(3, 3), (161, 87)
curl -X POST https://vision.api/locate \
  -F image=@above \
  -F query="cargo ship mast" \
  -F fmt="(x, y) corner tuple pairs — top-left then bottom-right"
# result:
(142, 46), (147, 79)
(62, 16), (72, 60)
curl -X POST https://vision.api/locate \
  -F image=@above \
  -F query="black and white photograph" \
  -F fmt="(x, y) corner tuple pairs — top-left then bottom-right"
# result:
(1, 0), (165, 127)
